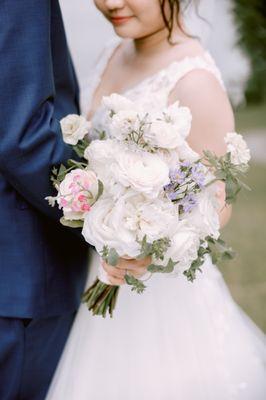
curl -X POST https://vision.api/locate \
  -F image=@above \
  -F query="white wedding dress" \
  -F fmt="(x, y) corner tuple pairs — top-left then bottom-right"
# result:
(46, 38), (266, 400)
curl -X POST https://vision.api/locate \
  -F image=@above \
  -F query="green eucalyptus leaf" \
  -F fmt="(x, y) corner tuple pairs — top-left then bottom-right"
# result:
(147, 264), (165, 273)
(215, 170), (227, 180)
(125, 274), (146, 294)
(107, 248), (119, 266)
(60, 217), (84, 228)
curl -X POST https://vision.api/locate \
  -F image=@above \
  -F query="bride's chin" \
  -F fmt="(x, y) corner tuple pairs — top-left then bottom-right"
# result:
(112, 26), (138, 39)
(111, 21), (148, 40)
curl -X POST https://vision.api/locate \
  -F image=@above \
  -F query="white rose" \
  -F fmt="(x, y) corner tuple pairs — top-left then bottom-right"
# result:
(225, 132), (251, 165)
(82, 196), (139, 257)
(84, 139), (126, 197)
(160, 220), (200, 272)
(185, 185), (220, 239)
(82, 192), (176, 258)
(102, 93), (134, 113)
(60, 114), (91, 145)
(111, 149), (170, 198)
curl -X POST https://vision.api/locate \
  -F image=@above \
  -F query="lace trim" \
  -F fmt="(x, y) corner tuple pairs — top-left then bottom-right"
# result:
(81, 38), (226, 116)
(124, 52), (226, 98)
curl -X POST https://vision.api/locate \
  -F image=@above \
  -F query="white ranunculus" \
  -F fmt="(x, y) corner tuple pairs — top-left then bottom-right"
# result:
(185, 185), (220, 239)
(111, 149), (170, 198)
(84, 139), (119, 179)
(156, 148), (180, 168)
(156, 143), (199, 170)
(144, 120), (182, 149)
(84, 139), (118, 166)
(177, 141), (200, 163)
(60, 114), (91, 145)
(109, 109), (140, 141)
(82, 193), (176, 258)
(165, 101), (192, 139)
(134, 197), (178, 243)
(102, 93), (134, 113)
(82, 196), (140, 257)
(142, 101), (192, 150)
(161, 220), (200, 272)
(225, 132), (251, 165)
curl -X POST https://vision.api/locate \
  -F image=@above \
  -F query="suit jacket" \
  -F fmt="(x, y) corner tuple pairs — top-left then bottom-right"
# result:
(0, 0), (89, 318)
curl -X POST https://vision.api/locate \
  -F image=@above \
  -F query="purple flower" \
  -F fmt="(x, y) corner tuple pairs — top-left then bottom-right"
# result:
(191, 163), (205, 188)
(168, 191), (180, 201)
(180, 160), (191, 168)
(169, 167), (186, 184)
(164, 183), (174, 192)
(180, 193), (197, 213)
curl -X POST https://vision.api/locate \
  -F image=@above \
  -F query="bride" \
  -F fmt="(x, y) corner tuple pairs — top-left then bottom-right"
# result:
(47, 1), (266, 399)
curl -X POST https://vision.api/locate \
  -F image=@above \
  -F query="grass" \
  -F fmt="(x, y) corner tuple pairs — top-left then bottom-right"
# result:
(217, 102), (266, 332)
(235, 101), (266, 132)
(218, 162), (266, 331)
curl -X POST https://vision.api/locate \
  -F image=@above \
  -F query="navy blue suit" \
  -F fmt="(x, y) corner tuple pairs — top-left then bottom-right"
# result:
(0, 1), (89, 398)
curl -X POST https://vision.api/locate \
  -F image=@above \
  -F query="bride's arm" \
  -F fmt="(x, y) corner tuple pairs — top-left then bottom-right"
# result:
(169, 69), (234, 228)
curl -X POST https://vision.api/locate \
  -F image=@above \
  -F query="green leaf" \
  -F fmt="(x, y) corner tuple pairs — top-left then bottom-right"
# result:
(215, 170), (227, 180)
(107, 248), (119, 266)
(147, 258), (178, 274)
(125, 274), (146, 294)
(225, 176), (241, 203)
(60, 217), (84, 228)
(137, 235), (152, 258)
(207, 236), (236, 265)
(95, 180), (104, 202)
(56, 164), (68, 183)
(100, 245), (110, 262)
(73, 136), (91, 158)
(147, 264), (165, 273)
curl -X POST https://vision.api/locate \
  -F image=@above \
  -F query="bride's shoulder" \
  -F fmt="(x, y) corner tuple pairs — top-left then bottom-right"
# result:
(170, 39), (230, 116)
(169, 40), (234, 150)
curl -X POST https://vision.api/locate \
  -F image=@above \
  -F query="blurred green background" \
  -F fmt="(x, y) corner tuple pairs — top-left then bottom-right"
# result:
(218, 1), (266, 332)
(219, 102), (266, 332)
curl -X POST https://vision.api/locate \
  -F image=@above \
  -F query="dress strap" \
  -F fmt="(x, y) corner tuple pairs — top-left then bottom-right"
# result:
(80, 36), (122, 116)
(163, 51), (226, 96)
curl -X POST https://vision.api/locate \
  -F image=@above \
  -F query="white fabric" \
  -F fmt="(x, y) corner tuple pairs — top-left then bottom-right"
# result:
(47, 41), (266, 400)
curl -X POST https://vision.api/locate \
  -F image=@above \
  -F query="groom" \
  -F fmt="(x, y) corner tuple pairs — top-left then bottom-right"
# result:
(0, 1), (89, 399)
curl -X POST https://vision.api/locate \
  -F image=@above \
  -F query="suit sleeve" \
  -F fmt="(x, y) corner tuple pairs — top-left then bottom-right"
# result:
(0, 0), (78, 220)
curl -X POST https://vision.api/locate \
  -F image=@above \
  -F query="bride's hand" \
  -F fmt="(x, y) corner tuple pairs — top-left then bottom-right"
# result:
(101, 256), (152, 286)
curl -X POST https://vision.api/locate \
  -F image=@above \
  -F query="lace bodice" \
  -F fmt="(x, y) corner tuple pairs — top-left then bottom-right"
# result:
(81, 36), (225, 134)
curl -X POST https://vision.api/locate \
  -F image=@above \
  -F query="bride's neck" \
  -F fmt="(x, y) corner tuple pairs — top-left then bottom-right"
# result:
(132, 21), (189, 58)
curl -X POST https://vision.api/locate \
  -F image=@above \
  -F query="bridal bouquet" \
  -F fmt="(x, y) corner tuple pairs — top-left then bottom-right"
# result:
(46, 94), (250, 317)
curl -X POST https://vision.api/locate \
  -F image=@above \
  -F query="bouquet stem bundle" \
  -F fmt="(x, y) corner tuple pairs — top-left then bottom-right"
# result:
(82, 280), (119, 318)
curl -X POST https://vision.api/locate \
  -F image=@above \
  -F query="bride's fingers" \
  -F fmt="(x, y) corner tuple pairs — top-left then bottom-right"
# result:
(117, 256), (151, 270)
(102, 261), (126, 279)
(108, 276), (125, 286)
(127, 267), (147, 278)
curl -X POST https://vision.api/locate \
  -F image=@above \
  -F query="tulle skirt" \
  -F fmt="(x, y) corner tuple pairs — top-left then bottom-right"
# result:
(46, 250), (266, 400)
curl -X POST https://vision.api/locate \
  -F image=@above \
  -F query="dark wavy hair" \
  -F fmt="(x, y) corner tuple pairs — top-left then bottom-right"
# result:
(159, 0), (199, 43)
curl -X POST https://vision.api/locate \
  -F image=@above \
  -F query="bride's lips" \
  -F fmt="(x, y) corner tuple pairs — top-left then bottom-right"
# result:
(110, 16), (133, 26)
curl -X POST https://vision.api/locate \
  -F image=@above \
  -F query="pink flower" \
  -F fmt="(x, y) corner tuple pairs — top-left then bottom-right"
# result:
(58, 169), (99, 220)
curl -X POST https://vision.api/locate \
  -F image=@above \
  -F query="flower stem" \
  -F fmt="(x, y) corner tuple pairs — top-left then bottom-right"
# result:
(82, 279), (120, 318)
